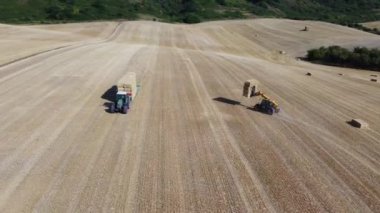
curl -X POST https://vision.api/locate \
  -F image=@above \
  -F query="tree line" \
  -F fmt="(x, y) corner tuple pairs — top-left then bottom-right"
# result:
(0, 0), (379, 24)
(307, 46), (380, 71)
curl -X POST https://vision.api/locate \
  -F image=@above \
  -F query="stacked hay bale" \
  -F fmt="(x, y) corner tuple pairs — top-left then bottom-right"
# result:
(118, 72), (137, 100)
(243, 79), (259, 98)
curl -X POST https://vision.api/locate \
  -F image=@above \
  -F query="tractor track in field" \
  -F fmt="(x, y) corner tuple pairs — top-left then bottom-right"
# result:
(0, 22), (124, 81)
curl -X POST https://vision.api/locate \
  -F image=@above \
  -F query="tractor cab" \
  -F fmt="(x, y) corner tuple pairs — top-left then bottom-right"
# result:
(110, 91), (130, 114)
(116, 91), (130, 103)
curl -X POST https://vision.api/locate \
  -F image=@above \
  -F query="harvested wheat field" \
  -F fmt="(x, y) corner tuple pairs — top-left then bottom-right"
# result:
(0, 19), (380, 212)
(363, 21), (380, 30)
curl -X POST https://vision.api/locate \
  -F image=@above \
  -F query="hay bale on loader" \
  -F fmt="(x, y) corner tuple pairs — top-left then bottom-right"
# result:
(243, 79), (259, 98)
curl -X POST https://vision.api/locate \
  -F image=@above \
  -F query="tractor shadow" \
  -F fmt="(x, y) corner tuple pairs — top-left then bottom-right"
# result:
(102, 86), (117, 113)
(246, 106), (269, 115)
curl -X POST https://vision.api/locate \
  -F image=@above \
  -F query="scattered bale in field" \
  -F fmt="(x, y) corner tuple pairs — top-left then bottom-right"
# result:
(306, 72), (312, 76)
(349, 119), (369, 128)
(371, 79), (378, 82)
(279, 50), (286, 55)
(338, 73), (344, 76)
(370, 74), (377, 77)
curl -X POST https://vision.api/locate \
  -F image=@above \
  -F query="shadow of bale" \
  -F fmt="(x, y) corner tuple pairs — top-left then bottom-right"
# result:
(213, 97), (241, 106)
(102, 85), (117, 102)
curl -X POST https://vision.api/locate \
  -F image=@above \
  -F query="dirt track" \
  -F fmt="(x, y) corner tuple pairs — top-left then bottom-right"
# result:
(0, 19), (380, 212)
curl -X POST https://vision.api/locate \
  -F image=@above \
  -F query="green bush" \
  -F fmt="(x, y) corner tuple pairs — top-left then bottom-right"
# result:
(347, 23), (380, 35)
(307, 46), (380, 71)
(183, 13), (201, 24)
(249, 0), (380, 24)
(223, 10), (245, 19)
(215, 0), (226, 6)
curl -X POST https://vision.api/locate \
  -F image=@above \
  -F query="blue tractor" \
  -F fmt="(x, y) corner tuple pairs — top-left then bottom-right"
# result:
(253, 98), (280, 115)
(109, 91), (131, 114)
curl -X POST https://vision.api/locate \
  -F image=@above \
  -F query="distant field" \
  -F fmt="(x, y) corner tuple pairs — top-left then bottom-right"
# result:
(363, 21), (380, 29)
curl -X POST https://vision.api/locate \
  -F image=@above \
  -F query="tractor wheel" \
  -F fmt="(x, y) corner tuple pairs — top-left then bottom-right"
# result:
(109, 103), (115, 113)
(253, 104), (259, 111)
(268, 108), (274, 115)
(122, 106), (128, 114)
